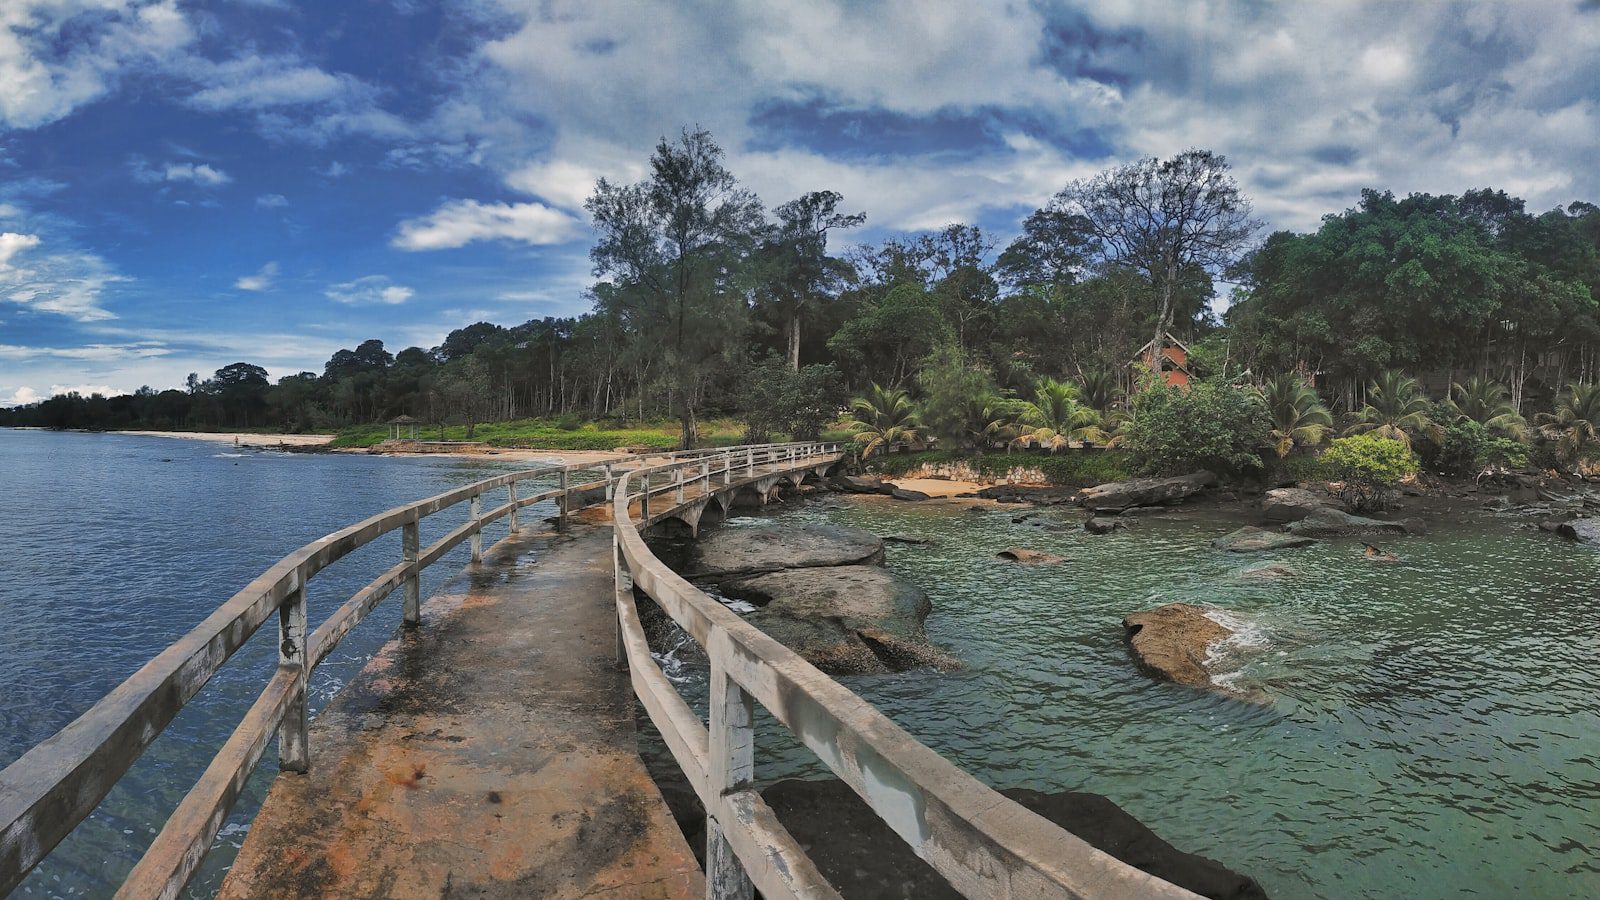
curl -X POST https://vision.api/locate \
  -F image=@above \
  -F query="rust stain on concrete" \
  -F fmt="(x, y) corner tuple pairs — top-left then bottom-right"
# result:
(220, 525), (703, 899)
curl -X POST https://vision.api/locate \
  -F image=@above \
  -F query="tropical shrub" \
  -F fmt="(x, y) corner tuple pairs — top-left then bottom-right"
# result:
(1346, 370), (1443, 450)
(844, 382), (921, 457)
(739, 360), (847, 443)
(1074, 368), (1120, 413)
(1535, 382), (1600, 465)
(1012, 378), (1106, 452)
(1121, 377), (1271, 475)
(868, 449), (1134, 486)
(917, 344), (1012, 452)
(1443, 376), (1525, 437)
(1260, 373), (1332, 457)
(1319, 433), (1419, 511)
(1433, 419), (1490, 476)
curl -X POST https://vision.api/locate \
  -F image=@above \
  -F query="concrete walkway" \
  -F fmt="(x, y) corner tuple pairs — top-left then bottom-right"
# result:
(220, 524), (703, 899)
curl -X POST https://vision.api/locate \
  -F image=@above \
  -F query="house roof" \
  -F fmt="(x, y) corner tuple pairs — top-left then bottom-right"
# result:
(387, 415), (420, 424)
(1131, 332), (1192, 359)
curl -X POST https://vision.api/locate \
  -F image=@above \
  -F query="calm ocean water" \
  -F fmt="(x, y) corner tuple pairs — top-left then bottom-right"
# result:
(0, 429), (564, 897)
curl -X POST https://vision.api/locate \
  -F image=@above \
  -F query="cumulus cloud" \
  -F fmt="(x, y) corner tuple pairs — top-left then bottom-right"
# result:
(234, 261), (279, 291)
(392, 199), (580, 251)
(3, 386), (40, 406)
(325, 275), (414, 305)
(131, 158), (232, 187)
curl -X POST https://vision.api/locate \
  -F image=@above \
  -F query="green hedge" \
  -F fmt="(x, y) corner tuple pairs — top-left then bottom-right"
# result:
(866, 449), (1133, 486)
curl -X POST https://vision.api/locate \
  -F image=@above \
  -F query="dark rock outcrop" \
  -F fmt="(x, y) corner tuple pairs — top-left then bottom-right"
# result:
(656, 777), (1269, 900)
(958, 484), (1080, 504)
(1285, 507), (1425, 537)
(1085, 516), (1124, 534)
(1239, 563), (1298, 579)
(1123, 603), (1232, 690)
(684, 524), (884, 579)
(832, 474), (894, 495)
(1212, 527), (1319, 553)
(888, 486), (931, 501)
(1552, 517), (1600, 546)
(719, 566), (958, 674)
(1079, 471), (1217, 512)
(882, 533), (935, 546)
(1260, 487), (1328, 523)
(997, 547), (1066, 564)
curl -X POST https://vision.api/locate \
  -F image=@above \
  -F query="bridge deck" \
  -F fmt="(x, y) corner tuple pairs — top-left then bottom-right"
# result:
(219, 523), (704, 899)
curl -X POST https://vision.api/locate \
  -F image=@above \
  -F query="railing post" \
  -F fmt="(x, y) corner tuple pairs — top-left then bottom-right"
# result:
(723, 452), (733, 485)
(641, 472), (651, 519)
(675, 467), (685, 504)
(708, 651), (755, 900)
(604, 464), (615, 500)
(402, 519), (420, 626)
(613, 535), (628, 669)
(746, 448), (754, 477)
(558, 469), (570, 532)
(508, 480), (519, 532)
(278, 575), (309, 774)
(470, 494), (482, 562)
(701, 460), (710, 492)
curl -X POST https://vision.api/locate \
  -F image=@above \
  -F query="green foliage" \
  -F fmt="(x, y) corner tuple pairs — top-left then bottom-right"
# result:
(1011, 378), (1105, 451)
(1434, 419), (1490, 476)
(1260, 372), (1332, 457)
(1346, 370), (1442, 449)
(1073, 368), (1121, 413)
(1443, 376), (1525, 437)
(915, 344), (1011, 452)
(1319, 434), (1419, 511)
(844, 382), (921, 457)
(867, 449), (1133, 486)
(1121, 377), (1271, 475)
(738, 360), (846, 443)
(827, 283), (954, 387)
(1535, 382), (1600, 465)
(328, 418), (746, 451)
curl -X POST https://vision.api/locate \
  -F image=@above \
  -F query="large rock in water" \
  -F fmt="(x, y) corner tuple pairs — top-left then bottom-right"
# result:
(1261, 487), (1328, 523)
(1285, 507), (1424, 537)
(1123, 603), (1233, 690)
(684, 524), (884, 579)
(1079, 471), (1217, 512)
(719, 566), (958, 674)
(1554, 517), (1600, 546)
(1212, 526), (1318, 553)
(659, 778), (1269, 900)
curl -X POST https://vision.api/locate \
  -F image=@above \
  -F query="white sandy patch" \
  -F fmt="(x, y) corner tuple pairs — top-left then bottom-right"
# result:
(117, 430), (334, 448)
(884, 477), (988, 498)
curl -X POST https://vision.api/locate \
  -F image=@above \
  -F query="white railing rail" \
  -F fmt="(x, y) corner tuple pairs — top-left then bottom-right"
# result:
(611, 444), (1201, 900)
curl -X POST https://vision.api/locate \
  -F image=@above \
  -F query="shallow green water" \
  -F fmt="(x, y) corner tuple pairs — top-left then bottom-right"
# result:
(675, 497), (1600, 899)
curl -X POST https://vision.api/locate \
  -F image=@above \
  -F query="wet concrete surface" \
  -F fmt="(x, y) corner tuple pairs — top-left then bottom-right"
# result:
(220, 525), (703, 899)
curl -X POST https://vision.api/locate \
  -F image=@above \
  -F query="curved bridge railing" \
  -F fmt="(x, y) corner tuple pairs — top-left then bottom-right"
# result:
(0, 441), (809, 899)
(612, 444), (1200, 899)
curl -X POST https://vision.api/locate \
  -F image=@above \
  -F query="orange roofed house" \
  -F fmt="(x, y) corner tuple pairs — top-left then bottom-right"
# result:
(1131, 333), (1193, 388)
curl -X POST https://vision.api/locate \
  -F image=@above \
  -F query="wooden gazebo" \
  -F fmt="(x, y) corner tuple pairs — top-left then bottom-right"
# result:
(386, 415), (419, 440)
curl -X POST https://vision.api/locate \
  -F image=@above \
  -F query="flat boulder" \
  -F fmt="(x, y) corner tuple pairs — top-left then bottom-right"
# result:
(1079, 471), (1217, 512)
(1084, 516), (1124, 534)
(832, 474), (893, 495)
(1285, 507), (1424, 537)
(997, 547), (1066, 564)
(1554, 517), (1600, 546)
(720, 566), (958, 674)
(1212, 527), (1319, 553)
(882, 533), (935, 546)
(1123, 603), (1233, 690)
(959, 484), (1079, 505)
(685, 524), (884, 579)
(1261, 487), (1328, 523)
(888, 486), (930, 501)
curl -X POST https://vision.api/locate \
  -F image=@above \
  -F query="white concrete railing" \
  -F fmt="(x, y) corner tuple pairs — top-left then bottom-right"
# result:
(0, 441), (814, 899)
(611, 444), (1201, 900)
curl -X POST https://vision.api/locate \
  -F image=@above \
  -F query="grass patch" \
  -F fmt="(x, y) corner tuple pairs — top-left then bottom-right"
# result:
(865, 449), (1133, 486)
(329, 417), (811, 451)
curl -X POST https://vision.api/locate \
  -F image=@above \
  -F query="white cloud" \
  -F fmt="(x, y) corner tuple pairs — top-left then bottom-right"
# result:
(0, 233), (124, 321)
(131, 158), (232, 188)
(255, 193), (289, 208)
(325, 275), (414, 305)
(4, 386), (39, 406)
(0, 343), (170, 361)
(0, 232), (42, 267)
(234, 261), (279, 292)
(392, 199), (580, 251)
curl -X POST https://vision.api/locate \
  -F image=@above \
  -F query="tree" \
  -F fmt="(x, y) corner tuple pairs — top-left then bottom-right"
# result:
(1052, 149), (1258, 358)
(916, 344), (1007, 452)
(1320, 434), (1419, 511)
(1074, 368), (1121, 414)
(1012, 378), (1105, 451)
(1443, 376), (1525, 437)
(737, 359), (846, 442)
(587, 126), (765, 447)
(1122, 377), (1270, 474)
(827, 283), (953, 387)
(1536, 382), (1600, 464)
(845, 383), (921, 458)
(759, 191), (864, 370)
(1347, 370), (1443, 449)
(436, 356), (493, 439)
(1260, 373), (1332, 457)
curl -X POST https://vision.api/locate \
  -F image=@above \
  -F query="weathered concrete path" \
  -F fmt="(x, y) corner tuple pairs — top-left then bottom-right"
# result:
(220, 524), (703, 898)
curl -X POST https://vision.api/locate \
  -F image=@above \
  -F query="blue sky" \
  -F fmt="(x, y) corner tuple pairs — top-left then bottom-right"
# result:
(3, 0), (1599, 405)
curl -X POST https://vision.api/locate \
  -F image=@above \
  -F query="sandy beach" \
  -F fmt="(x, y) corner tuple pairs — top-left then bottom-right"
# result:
(883, 476), (989, 498)
(116, 430), (336, 449)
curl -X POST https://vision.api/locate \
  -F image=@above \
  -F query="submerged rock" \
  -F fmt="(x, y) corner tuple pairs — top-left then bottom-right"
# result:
(1261, 487), (1328, 523)
(1084, 516), (1124, 534)
(959, 484), (1079, 504)
(1123, 603), (1233, 691)
(1362, 544), (1401, 564)
(1239, 563), (1298, 579)
(685, 524), (884, 579)
(1212, 526), (1319, 553)
(719, 566), (958, 674)
(1079, 471), (1217, 512)
(882, 533), (935, 546)
(1285, 507), (1425, 537)
(996, 547), (1066, 564)
(1552, 517), (1600, 546)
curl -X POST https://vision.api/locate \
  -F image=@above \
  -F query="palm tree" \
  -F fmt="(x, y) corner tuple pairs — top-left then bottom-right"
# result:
(1074, 368), (1120, 414)
(1011, 378), (1106, 452)
(1444, 376), (1525, 437)
(845, 383), (921, 458)
(1260, 373), (1333, 457)
(1346, 370), (1443, 449)
(957, 395), (1016, 455)
(1536, 382), (1600, 464)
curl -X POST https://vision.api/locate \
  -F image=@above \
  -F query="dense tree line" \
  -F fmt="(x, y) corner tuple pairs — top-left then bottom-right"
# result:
(5, 128), (1600, 463)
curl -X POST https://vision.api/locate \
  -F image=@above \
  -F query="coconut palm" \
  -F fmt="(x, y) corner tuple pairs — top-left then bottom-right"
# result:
(1260, 373), (1333, 457)
(1074, 368), (1120, 414)
(956, 395), (1016, 454)
(845, 383), (921, 457)
(1536, 382), (1600, 464)
(1346, 370), (1443, 449)
(1011, 378), (1107, 452)
(1443, 376), (1525, 437)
